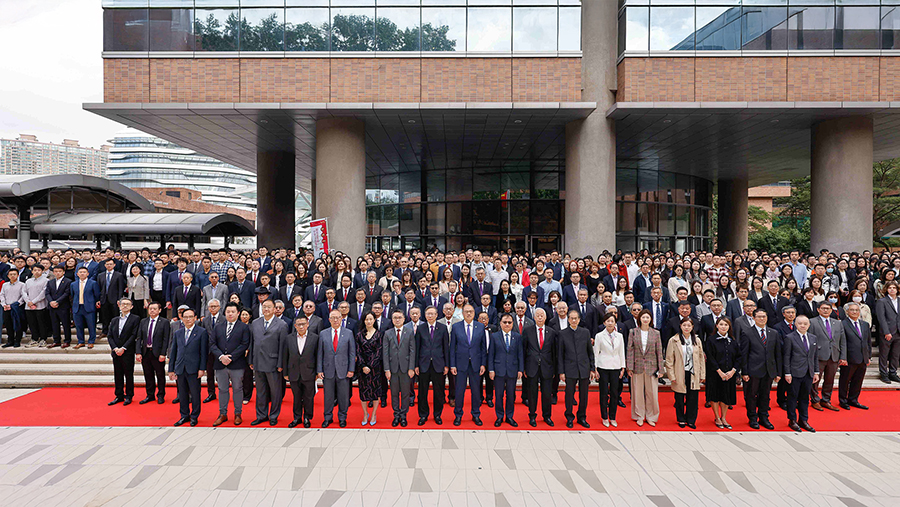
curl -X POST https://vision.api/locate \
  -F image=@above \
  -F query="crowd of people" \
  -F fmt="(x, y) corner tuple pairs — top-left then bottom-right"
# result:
(0, 245), (895, 432)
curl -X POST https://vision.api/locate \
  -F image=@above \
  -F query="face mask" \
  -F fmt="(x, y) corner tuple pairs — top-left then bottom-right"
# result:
(852, 296), (862, 303)
(826, 268), (834, 274)
(829, 298), (838, 304)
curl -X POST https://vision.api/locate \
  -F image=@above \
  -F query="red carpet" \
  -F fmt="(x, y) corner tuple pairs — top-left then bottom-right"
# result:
(1, 387), (897, 431)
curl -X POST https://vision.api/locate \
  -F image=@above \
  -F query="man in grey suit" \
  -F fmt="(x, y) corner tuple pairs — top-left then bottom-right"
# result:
(201, 271), (228, 320)
(201, 298), (224, 403)
(808, 301), (844, 412)
(783, 315), (820, 433)
(875, 281), (900, 384)
(317, 309), (356, 427)
(249, 299), (289, 426)
(283, 314), (318, 428)
(383, 310), (416, 427)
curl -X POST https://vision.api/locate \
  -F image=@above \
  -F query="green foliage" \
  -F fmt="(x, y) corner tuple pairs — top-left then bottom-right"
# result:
(747, 205), (772, 235)
(874, 158), (900, 247)
(748, 219), (810, 253)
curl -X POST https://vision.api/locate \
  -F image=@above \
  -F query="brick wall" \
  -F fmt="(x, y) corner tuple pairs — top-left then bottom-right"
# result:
(618, 56), (890, 103)
(133, 187), (256, 223)
(104, 57), (581, 104)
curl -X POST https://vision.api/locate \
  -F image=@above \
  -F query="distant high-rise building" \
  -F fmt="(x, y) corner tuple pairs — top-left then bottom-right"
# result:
(0, 134), (108, 177)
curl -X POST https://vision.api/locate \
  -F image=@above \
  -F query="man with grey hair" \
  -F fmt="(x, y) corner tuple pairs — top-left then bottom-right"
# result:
(522, 307), (558, 427)
(202, 298), (223, 403)
(839, 302), (871, 410)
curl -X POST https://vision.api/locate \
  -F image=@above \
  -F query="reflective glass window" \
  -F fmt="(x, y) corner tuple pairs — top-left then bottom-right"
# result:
(559, 6), (581, 51)
(195, 0), (237, 6)
(659, 204), (676, 236)
(658, 172), (677, 203)
(531, 201), (560, 235)
(446, 202), (471, 235)
(533, 172), (560, 199)
(501, 172), (530, 199)
(617, 203), (638, 236)
(883, 5), (900, 50)
(367, 206), (381, 236)
(468, 7), (512, 51)
(638, 170), (658, 202)
(622, 7), (650, 52)
(616, 169), (638, 201)
(377, 7), (421, 51)
(473, 169), (500, 199)
(446, 168), (472, 201)
(399, 172), (422, 203)
(422, 7), (465, 51)
(240, 8), (284, 51)
(513, 7), (558, 51)
(426, 170), (446, 201)
(104, 8), (149, 51)
(425, 204), (445, 235)
(285, 8), (330, 51)
(696, 6), (742, 50)
(400, 204), (421, 235)
(675, 206), (690, 236)
(332, 8), (376, 51)
(835, 6), (879, 49)
(381, 174), (399, 204)
(382, 205), (399, 234)
(788, 6), (834, 50)
(472, 202), (501, 235)
(650, 7), (695, 50)
(195, 9), (240, 51)
(149, 8), (193, 51)
(636, 203), (658, 235)
(501, 201), (529, 235)
(742, 6), (788, 50)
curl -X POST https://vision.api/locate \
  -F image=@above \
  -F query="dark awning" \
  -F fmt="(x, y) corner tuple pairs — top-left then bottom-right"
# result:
(33, 212), (256, 237)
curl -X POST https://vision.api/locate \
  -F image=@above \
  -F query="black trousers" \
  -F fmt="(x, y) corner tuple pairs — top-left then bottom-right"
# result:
(150, 289), (165, 317)
(480, 372), (494, 404)
(48, 305), (71, 344)
(525, 375), (554, 419)
(776, 377), (789, 407)
(597, 368), (621, 420)
(811, 359), (838, 404)
(786, 374), (813, 423)
(141, 347), (167, 399)
(743, 375), (772, 424)
(447, 371), (456, 401)
(564, 376), (589, 422)
(418, 368), (445, 419)
(100, 301), (117, 334)
(205, 353), (217, 395)
(3, 308), (22, 345)
(25, 309), (50, 342)
(112, 351), (135, 400)
(838, 362), (866, 406)
(289, 378), (316, 422)
(242, 364), (254, 399)
(673, 371), (699, 424)
(879, 334), (900, 376)
(176, 372), (201, 421)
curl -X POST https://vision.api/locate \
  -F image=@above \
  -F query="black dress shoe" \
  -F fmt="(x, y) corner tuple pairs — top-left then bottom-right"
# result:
(203, 394), (216, 403)
(678, 422), (686, 428)
(434, 417), (442, 425)
(123, 398), (132, 406)
(686, 423), (696, 430)
(749, 421), (760, 430)
(381, 400), (388, 408)
(322, 420), (331, 428)
(250, 418), (269, 426)
(157, 397), (165, 404)
(494, 419), (503, 427)
(658, 377), (666, 385)
(392, 418), (400, 427)
(566, 420), (574, 428)
(577, 419), (590, 429)
(544, 418), (554, 427)
(506, 418), (518, 428)
(453, 417), (462, 426)
(172, 398), (180, 404)
(849, 402), (869, 410)
(303, 419), (311, 428)
(472, 417), (483, 426)
(190, 420), (198, 427)
(880, 375), (891, 384)
(890, 373), (900, 383)
(778, 403), (787, 411)
(139, 397), (153, 405)
(108, 398), (123, 406)
(788, 421), (801, 432)
(760, 420), (775, 430)
(269, 419), (278, 426)
(840, 403), (851, 410)
(799, 421), (815, 433)
(486, 400), (494, 408)
(174, 417), (188, 426)
(399, 418), (407, 427)
(551, 396), (558, 405)
(339, 420), (347, 428)
(617, 399), (626, 408)
(529, 417), (537, 427)
(418, 417), (427, 426)
(288, 420), (300, 428)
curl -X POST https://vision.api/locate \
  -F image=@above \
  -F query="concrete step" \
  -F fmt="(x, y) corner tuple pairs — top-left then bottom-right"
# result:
(0, 353), (110, 364)
(0, 344), (110, 354)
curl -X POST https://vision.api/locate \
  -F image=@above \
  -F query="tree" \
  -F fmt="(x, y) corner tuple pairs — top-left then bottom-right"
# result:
(873, 158), (900, 248)
(241, 13), (284, 51)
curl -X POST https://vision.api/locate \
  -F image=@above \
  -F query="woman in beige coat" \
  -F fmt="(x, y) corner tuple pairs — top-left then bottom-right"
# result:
(626, 309), (665, 427)
(665, 318), (706, 429)
(126, 264), (150, 319)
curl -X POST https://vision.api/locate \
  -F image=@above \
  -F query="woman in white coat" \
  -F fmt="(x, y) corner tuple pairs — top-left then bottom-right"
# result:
(594, 312), (626, 427)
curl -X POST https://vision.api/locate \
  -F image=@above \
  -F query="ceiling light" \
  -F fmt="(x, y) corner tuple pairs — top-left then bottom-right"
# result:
(662, 119), (671, 124)
(407, 119), (416, 124)
(514, 119), (522, 124)
(259, 119), (269, 124)
(770, 119), (779, 124)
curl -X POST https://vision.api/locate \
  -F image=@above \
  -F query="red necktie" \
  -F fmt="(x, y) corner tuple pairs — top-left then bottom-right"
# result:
(369, 287), (373, 295)
(397, 329), (402, 345)
(333, 329), (339, 352)
(519, 318), (523, 334)
(539, 328), (544, 349)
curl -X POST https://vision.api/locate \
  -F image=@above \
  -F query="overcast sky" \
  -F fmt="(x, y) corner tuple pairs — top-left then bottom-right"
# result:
(0, 0), (123, 148)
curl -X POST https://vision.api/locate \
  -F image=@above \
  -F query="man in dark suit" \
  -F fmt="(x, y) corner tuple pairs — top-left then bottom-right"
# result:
(136, 301), (171, 404)
(250, 299), (289, 426)
(488, 313), (524, 427)
(299, 300), (324, 337)
(210, 302), (250, 426)
(726, 287), (750, 322)
(524, 291), (541, 322)
(840, 303), (871, 410)
(759, 280), (789, 324)
(398, 289), (420, 323)
(173, 271), (202, 317)
(334, 275), (355, 304)
(98, 258), (127, 337)
(698, 298), (726, 344)
(45, 264), (72, 348)
(772, 305), (797, 410)
(558, 309), (596, 428)
(107, 298), (141, 406)
(569, 287), (599, 336)
(283, 314), (319, 428)
(168, 308), (208, 426)
(662, 302), (699, 348)
(349, 289), (371, 323)
(415, 307), (449, 425)
(318, 309), (356, 427)
(476, 292), (498, 326)
(316, 288), (339, 320)
(201, 299), (224, 403)
(522, 273), (545, 310)
(522, 307), (557, 426)
(228, 268), (256, 309)
(164, 258), (190, 313)
(304, 273), (327, 305)
(631, 264), (653, 304)
(449, 305), (487, 426)
(643, 287), (670, 333)
(278, 271), (299, 304)
(602, 264), (624, 297)
(337, 301), (358, 334)
(875, 281), (900, 384)
(740, 308), (782, 430)
(361, 271), (383, 304)
(424, 283), (448, 316)
(468, 268), (492, 306)
(783, 315), (819, 433)
(70, 266), (100, 348)
(562, 272), (586, 306)
(809, 301), (844, 412)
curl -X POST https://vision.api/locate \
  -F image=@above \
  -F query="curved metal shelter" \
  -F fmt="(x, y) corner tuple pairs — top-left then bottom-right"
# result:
(33, 213), (256, 237)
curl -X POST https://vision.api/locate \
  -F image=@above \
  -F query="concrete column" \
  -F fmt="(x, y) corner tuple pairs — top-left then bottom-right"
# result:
(717, 177), (749, 252)
(315, 117), (366, 258)
(16, 206), (31, 254)
(565, 0), (617, 255)
(810, 117), (873, 253)
(257, 151), (296, 250)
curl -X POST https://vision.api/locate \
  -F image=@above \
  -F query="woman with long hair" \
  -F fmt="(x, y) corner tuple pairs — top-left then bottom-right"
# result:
(626, 309), (664, 427)
(355, 312), (385, 426)
(127, 263), (149, 319)
(665, 318), (705, 429)
(705, 317), (739, 429)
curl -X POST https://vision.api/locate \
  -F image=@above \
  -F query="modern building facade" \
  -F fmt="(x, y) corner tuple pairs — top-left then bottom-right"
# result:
(0, 135), (109, 178)
(89, 1), (900, 256)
